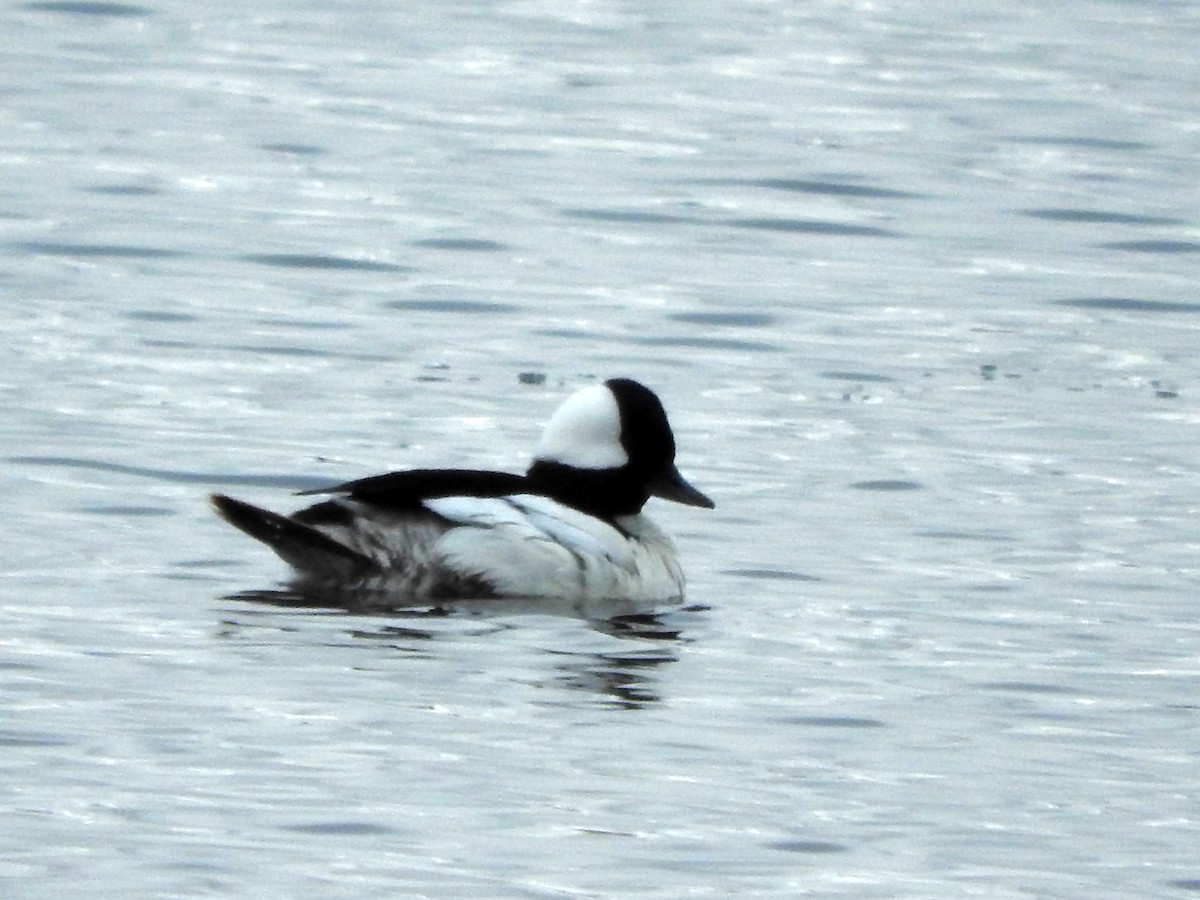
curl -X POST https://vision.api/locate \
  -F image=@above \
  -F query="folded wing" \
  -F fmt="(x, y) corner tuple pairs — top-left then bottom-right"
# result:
(424, 494), (638, 598)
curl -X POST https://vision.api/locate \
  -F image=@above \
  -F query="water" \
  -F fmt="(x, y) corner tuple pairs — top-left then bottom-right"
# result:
(3, 1), (1199, 897)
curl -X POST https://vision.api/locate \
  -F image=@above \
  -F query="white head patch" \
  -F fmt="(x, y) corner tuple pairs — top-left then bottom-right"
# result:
(533, 383), (629, 470)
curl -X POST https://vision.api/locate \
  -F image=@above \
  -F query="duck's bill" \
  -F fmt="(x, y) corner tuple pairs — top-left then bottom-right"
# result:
(651, 465), (715, 509)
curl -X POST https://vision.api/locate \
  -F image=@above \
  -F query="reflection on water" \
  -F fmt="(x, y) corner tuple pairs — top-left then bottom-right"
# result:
(544, 646), (678, 709)
(219, 587), (688, 708)
(222, 585), (686, 628)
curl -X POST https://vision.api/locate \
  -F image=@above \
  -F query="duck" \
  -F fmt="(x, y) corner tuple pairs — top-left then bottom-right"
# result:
(211, 378), (713, 603)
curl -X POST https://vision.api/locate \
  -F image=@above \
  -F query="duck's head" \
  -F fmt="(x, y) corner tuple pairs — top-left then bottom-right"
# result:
(527, 378), (714, 518)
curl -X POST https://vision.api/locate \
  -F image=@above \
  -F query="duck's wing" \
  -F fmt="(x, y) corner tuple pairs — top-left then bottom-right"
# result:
(423, 495), (632, 566)
(422, 494), (637, 598)
(506, 495), (638, 572)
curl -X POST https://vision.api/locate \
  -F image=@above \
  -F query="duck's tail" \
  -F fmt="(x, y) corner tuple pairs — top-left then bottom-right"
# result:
(210, 493), (376, 580)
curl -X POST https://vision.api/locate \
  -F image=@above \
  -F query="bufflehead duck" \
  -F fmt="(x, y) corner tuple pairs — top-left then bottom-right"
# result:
(211, 378), (713, 602)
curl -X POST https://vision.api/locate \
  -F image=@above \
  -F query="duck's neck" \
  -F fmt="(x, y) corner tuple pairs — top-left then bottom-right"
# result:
(525, 460), (648, 519)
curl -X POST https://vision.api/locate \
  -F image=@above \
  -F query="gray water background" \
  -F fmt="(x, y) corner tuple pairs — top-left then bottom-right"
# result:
(3, 1), (1199, 897)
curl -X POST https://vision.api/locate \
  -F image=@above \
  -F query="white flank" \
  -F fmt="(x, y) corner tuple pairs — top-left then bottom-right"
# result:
(422, 495), (683, 601)
(505, 495), (637, 571)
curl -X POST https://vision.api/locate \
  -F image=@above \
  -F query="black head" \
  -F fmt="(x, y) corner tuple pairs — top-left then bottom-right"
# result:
(526, 378), (713, 518)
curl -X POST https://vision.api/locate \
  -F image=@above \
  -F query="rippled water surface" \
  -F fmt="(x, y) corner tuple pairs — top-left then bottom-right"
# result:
(3, 2), (1199, 897)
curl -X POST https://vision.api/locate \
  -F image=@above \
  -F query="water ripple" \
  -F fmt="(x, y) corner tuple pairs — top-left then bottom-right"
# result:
(86, 184), (162, 196)
(765, 840), (851, 854)
(1056, 297), (1200, 314)
(283, 822), (395, 836)
(20, 1), (151, 15)
(409, 238), (509, 252)
(17, 241), (184, 259)
(667, 312), (776, 327)
(0, 729), (70, 747)
(978, 681), (1080, 695)
(786, 717), (888, 729)
(636, 335), (780, 352)
(744, 178), (922, 200)
(1018, 208), (1182, 225)
(724, 568), (820, 583)
(818, 371), (897, 383)
(239, 253), (411, 272)
(259, 143), (326, 156)
(850, 479), (923, 491)
(7, 455), (327, 491)
(726, 218), (901, 237)
(1098, 240), (1200, 254)
(385, 299), (520, 314)
(1006, 135), (1152, 151)
(562, 208), (693, 225)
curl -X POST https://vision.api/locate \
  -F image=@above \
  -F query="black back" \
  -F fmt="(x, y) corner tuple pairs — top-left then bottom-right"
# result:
(298, 379), (682, 522)
(300, 468), (528, 510)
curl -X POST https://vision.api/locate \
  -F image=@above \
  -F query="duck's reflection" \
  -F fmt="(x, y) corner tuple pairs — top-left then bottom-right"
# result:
(224, 584), (685, 630)
(544, 646), (677, 709)
(219, 584), (697, 707)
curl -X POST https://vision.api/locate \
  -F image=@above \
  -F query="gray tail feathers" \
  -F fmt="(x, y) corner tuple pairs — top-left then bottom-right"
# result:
(210, 493), (376, 580)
